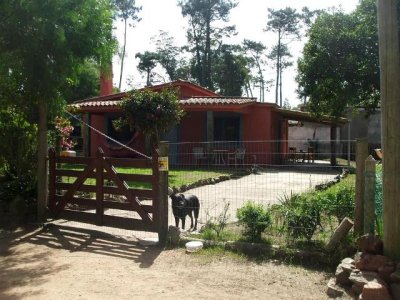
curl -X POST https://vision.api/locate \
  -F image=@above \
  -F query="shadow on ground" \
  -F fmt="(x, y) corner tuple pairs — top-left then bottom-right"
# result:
(0, 224), (163, 299)
(20, 224), (163, 267)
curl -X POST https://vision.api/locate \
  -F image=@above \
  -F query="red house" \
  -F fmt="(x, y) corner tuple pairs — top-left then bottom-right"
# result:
(71, 79), (345, 166)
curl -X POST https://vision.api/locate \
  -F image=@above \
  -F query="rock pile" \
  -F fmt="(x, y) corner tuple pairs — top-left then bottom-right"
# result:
(327, 234), (400, 299)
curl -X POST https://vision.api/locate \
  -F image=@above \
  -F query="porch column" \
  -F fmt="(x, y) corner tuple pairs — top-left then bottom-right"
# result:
(330, 124), (337, 166)
(206, 111), (214, 152)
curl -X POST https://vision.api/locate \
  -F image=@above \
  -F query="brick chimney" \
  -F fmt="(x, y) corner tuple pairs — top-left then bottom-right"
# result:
(100, 65), (113, 96)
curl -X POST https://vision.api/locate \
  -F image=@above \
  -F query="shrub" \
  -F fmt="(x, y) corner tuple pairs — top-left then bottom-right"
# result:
(236, 201), (272, 242)
(319, 181), (355, 223)
(279, 194), (322, 241)
(0, 109), (37, 220)
(121, 88), (184, 146)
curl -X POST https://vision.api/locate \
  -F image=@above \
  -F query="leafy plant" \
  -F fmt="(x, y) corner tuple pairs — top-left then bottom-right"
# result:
(121, 88), (184, 146)
(236, 201), (272, 242)
(319, 182), (355, 223)
(279, 194), (322, 241)
(375, 169), (383, 237)
(202, 200), (231, 240)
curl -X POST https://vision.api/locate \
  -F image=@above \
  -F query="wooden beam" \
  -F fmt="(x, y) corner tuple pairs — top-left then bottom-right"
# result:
(378, 0), (400, 260)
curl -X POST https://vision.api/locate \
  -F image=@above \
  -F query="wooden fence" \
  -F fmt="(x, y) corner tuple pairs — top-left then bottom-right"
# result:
(48, 144), (169, 243)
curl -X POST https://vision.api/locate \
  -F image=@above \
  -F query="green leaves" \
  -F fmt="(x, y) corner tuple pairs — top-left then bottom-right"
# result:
(121, 88), (184, 144)
(297, 0), (381, 117)
(236, 201), (272, 242)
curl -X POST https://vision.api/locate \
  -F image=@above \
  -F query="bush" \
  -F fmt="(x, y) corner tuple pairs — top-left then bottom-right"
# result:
(279, 194), (322, 241)
(236, 201), (272, 242)
(0, 109), (37, 220)
(319, 181), (355, 223)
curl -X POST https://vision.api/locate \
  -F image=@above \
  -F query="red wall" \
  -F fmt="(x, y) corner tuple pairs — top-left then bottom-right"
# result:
(89, 114), (146, 158)
(242, 105), (277, 164)
(180, 112), (205, 142)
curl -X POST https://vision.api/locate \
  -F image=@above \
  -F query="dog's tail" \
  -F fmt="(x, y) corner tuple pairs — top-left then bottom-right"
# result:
(193, 196), (200, 219)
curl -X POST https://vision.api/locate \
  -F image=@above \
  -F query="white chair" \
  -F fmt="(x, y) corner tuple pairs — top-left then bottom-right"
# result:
(193, 147), (207, 165)
(228, 148), (245, 167)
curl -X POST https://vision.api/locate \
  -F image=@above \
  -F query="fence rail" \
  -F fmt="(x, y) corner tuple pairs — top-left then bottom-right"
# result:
(48, 146), (169, 242)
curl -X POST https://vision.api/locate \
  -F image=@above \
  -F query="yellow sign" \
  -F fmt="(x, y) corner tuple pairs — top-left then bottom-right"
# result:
(158, 157), (169, 171)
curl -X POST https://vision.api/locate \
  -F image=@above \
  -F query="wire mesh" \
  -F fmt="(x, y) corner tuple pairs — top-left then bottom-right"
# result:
(54, 139), (357, 244)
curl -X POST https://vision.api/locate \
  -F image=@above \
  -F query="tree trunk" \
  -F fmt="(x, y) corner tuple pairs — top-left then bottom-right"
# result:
(204, 8), (212, 90)
(37, 102), (48, 222)
(118, 18), (128, 90)
(279, 64), (283, 107)
(326, 217), (354, 251)
(256, 60), (264, 102)
(377, 0), (400, 260)
(275, 29), (281, 105)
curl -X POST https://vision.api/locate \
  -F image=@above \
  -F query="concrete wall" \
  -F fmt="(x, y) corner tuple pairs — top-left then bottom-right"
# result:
(288, 122), (341, 158)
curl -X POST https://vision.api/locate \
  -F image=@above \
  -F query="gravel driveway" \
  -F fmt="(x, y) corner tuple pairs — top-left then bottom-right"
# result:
(180, 170), (339, 224)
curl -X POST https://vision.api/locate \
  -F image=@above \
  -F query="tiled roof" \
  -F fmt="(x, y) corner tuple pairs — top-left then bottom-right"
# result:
(71, 96), (257, 109)
(70, 100), (121, 108)
(181, 97), (256, 105)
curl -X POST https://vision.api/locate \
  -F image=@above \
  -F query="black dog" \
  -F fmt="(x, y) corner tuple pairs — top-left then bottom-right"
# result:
(170, 193), (200, 230)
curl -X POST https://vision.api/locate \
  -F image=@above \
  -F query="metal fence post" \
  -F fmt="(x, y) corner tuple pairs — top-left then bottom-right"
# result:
(364, 155), (376, 234)
(355, 138), (369, 235)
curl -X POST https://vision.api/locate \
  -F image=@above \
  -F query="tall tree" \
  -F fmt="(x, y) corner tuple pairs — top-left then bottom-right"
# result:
(135, 51), (159, 86)
(268, 44), (293, 106)
(0, 0), (116, 221)
(113, 0), (141, 90)
(243, 39), (267, 101)
(178, 0), (237, 90)
(266, 7), (301, 106)
(62, 60), (100, 102)
(296, 1), (380, 118)
(152, 31), (180, 81)
(213, 45), (250, 96)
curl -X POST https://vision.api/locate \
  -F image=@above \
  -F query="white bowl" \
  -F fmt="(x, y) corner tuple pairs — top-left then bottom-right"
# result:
(185, 241), (203, 253)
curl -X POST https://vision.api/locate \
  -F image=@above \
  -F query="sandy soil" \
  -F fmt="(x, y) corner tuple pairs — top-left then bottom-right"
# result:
(0, 225), (352, 300)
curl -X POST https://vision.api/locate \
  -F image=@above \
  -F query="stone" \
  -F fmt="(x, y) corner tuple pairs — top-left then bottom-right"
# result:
(379, 264), (396, 284)
(390, 283), (400, 300)
(355, 253), (393, 272)
(361, 282), (392, 300)
(167, 226), (181, 246)
(357, 234), (383, 255)
(138, 237), (159, 246)
(336, 260), (355, 285)
(327, 278), (345, 298)
(349, 270), (385, 295)
(391, 270), (400, 283)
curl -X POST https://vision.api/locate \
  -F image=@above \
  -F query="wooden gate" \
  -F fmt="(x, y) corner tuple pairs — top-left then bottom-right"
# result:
(48, 145), (169, 243)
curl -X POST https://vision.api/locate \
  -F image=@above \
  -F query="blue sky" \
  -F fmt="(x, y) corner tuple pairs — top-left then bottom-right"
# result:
(112, 0), (360, 107)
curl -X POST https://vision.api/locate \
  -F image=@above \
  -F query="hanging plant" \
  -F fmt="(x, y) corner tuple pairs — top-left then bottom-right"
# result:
(120, 88), (184, 147)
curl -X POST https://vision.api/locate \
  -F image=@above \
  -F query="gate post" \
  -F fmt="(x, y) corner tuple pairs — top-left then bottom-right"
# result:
(96, 148), (104, 226)
(354, 138), (369, 236)
(153, 142), (169, 245)
(48, 148), (56, 213)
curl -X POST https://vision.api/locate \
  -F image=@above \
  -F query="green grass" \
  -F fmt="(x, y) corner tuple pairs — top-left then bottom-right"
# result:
(60, 164), (232, 189)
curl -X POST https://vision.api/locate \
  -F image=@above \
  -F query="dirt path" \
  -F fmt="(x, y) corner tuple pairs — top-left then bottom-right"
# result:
(0, 225), (352, 300)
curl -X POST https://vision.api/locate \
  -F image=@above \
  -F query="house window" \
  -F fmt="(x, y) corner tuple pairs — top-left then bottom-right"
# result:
(214, 116), (240, 141)
(105, 114), (136, 145)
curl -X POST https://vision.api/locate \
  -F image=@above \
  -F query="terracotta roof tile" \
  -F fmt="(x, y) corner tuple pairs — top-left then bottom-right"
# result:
(71, 96), (257, 109)
(181, 97), (256, 105)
